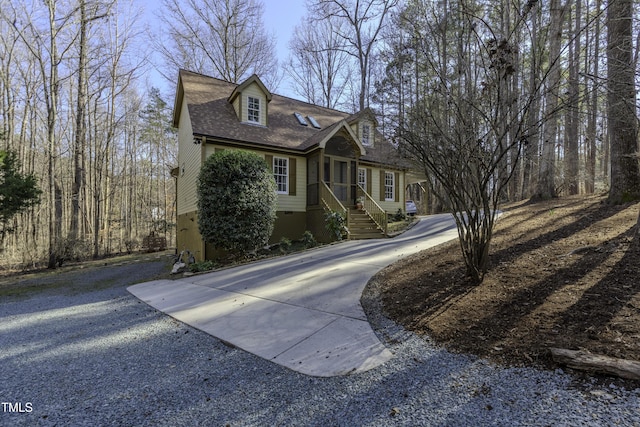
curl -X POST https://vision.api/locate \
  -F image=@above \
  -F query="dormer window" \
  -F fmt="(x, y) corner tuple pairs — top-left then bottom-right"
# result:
(229, 75), (272, 126)
(247, 96), (260, 123)
(362, 123), (372, 146)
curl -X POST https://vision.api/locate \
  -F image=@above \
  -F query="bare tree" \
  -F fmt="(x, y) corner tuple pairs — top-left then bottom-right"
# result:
(88, 0), (146, 258)
(10, 0), (78, 267)
(606, 0), (640, 204)
(0, 4), (18, 150)
(584, 0), (602, 194)
(157, 0), (279, 86)
(397, 0), (543, 282)
(520, 0), (542, 199)
(386, 0), (599, 281)
(533, 0), (567, 201)
(0, 0), (177, 268)
(564, 0), (582, 195)
(311, 0), (398, 111)
(70, 0), (110, 242)
(287, 15), (351, 109)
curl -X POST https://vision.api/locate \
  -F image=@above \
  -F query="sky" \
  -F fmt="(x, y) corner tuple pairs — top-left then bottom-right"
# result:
(263, 0), (307, 65)
(141, 0), (307, 99)
(263, 0), (308, 96)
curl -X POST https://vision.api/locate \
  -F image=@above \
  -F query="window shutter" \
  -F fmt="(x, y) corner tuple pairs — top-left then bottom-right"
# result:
(395, 172), (400, 202)
(379, 170), (385, 201)
(289, 157), (296, 196)
(265, 155), (273, 172)
(366, 168), (372, 195)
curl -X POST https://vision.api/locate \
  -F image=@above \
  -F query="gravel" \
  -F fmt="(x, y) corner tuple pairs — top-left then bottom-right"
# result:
(1, 260), (640, 426)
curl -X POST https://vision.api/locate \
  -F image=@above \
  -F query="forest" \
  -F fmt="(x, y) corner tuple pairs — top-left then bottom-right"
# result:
(1, 0), (639, 270)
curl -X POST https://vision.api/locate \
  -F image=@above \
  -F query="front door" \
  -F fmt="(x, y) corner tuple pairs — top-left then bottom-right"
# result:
(322, 135), (361, 205)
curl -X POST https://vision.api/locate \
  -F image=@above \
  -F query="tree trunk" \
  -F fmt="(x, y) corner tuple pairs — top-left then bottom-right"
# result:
(45, 0), (61, 269)
(534, 0), (566, 201)
(550, 348), (640, 381)
(637, 206), (640, 239)
(565, 0), (581, 195)
(585, 0), (601, 194)
(70, 0), (87, 242)
(606, 0), (640, 204)
(521, 1), (541, 199)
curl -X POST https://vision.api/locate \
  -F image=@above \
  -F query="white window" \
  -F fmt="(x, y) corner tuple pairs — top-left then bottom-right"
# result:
(247, 96), (260, 123)
(384, 171), (395, 201)
(358, 168), (367, 189)
(273, 157), (288, 194)
(362, 123), (371, 146)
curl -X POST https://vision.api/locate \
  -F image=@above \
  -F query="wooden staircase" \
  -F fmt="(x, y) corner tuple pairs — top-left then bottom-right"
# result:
(348, 208), (386, 239)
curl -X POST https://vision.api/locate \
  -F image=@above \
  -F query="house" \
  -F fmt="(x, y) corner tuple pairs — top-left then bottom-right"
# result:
(172, 69), (411, 261)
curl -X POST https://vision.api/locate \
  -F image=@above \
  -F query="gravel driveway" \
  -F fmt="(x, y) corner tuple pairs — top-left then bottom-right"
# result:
(1, 257), (639, 426)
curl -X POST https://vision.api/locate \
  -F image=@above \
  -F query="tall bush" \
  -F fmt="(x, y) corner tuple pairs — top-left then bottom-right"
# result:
(197, 150), (277, 257)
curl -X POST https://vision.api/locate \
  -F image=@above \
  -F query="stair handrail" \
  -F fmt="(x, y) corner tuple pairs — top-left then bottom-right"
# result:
(320, 181), (349, 238)
(356, 185), (387, 235)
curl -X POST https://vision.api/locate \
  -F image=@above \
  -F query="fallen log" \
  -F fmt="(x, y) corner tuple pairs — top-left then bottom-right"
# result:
(550, 348), (640, 381)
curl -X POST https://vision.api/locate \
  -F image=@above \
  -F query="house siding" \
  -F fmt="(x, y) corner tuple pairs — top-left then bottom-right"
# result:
(371, 168), (405, 213)
(232, 96), (240, 119)
(177, 211), (205, 261)
(177, 101), (201, 215)
(276, 156), (306, 212)
(203, 144), (307, 212)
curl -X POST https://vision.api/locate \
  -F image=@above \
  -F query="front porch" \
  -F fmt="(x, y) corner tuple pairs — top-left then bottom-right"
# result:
(305, 180), (388, 242)
(304, 125), (390, 242)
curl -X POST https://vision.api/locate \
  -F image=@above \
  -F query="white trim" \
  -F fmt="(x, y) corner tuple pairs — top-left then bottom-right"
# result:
(247, 96), (260, 123)
(273, 156), (288, 194)
(384, 171), (395, 201)
(358, 167), (367, 189)
(317, 120), (367, 156)
(362, 123), (372, 146)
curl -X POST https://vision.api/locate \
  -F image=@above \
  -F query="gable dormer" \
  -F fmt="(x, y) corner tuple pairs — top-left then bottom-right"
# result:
(228, 74), (272, 126)
(347, 107), (379, 147)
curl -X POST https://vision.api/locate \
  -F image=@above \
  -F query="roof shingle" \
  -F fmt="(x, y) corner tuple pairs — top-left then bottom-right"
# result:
(175, 69), (407, 168)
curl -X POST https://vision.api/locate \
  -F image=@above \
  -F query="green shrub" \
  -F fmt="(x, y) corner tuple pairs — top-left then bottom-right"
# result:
(391, 208), (405, 222)
(325, 211), (347, 241)
(197, 150), (277, 257)
(189, 260), (217, 273)
(301, 230), (317, 248)
(279, 237), (292, 254)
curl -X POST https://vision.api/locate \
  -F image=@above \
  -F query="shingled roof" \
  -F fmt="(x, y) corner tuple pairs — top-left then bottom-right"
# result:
(173, 69), (406, 168)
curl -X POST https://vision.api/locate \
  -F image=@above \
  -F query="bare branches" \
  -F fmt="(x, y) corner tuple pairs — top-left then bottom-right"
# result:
(309, 0), (399, 110)
(157, 0), (278, 85)
(393, 0), (555, 282)
(0, 0), (175, 267)
(287, 14), (351, 108)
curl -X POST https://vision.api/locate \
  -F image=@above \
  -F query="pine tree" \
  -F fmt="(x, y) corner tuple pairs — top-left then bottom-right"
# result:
(0, 147), (41, 245)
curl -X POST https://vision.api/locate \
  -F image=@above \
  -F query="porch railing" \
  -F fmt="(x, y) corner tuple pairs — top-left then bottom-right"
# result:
(357, 185), (388, 235)
(320, 181), (349, 238)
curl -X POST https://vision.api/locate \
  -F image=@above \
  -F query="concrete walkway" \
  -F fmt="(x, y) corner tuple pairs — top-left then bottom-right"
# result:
(128, 214), (458, 377)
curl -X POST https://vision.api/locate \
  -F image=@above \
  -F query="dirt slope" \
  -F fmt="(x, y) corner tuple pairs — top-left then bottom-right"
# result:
(377, 195), (640, 378)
